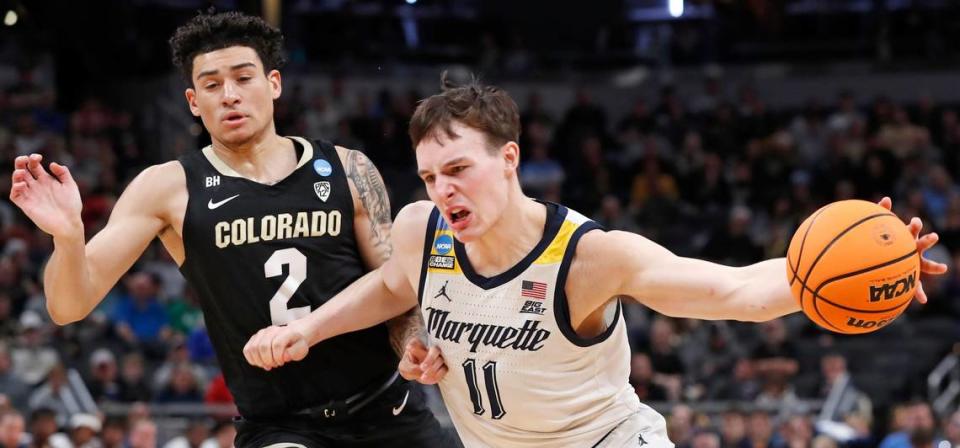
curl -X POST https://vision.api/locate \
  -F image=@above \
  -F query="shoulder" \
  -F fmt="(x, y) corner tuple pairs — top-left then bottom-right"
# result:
(333, 145), (379, 173)
(131, 161), (185, 187)
(393, 201), (434, 238)
(117, 162), (186, 213)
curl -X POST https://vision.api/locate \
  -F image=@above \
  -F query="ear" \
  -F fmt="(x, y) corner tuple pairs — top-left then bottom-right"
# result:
(185, 89), (200, 117)
(501, 141), (520, 172)
(268, 69), (282, 100)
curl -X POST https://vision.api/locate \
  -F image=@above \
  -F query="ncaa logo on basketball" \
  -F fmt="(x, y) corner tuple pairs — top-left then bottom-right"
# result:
(868, 272), (916, 302)
(313, 159), (333, 177)
(314, 182), (331, 202)
(434, 234), (453, 255)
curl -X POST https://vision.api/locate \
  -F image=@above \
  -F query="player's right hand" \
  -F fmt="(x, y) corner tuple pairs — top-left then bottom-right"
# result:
(10, 154), (84, 239)
(243, 324), (310, 371)
(399, 339), (447, 384)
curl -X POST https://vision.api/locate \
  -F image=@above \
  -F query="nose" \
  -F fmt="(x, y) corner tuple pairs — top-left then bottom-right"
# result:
(222, 80), (241, 106)
(434, 176), (456, 201)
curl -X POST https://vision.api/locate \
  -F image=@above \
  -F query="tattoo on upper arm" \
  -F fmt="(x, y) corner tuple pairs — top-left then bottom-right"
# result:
(346, 150), (392, 261)
(387, 308), (426, 358)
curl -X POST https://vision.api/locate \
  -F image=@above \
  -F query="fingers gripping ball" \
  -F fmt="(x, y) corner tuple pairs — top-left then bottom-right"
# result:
(787, 200), (920, 334)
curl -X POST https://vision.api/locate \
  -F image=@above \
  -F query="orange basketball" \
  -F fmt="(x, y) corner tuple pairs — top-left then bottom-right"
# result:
(786, 200), (920, 334)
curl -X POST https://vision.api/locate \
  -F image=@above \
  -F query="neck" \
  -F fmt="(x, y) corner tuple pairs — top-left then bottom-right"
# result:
(209, 125), (297, 183)
(462, 187), (546, 277)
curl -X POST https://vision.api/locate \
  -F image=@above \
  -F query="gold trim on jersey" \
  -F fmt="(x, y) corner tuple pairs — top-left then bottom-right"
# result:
(200, 136), (315, 177)
(534, 219), (578, 265)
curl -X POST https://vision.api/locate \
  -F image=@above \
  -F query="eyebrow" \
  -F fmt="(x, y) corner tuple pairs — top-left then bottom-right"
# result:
(417, 157), (469, 177)
(195, 62), (258, 80)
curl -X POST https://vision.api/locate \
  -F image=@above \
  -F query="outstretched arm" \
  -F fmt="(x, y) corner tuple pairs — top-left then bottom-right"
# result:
(10, 154), (179, 324)
(581, 198), (947, 323)
(243, 201), (433, 370)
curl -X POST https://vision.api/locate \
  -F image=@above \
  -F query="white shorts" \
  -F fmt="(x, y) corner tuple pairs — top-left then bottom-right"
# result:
(595, 407), (674, 448)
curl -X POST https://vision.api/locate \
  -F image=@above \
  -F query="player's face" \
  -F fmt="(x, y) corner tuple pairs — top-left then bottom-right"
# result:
(416, 122), (519, 242)
(185, 46), (281, 147)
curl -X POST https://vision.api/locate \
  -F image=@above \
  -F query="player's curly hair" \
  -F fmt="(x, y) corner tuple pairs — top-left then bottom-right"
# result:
(169, 10), (286, 86)
(409, 71), (520, 152)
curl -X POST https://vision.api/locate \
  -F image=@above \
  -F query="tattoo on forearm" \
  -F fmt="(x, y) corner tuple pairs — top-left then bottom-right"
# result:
(388, 308), (427, 357)
(346, 150), (393, 261)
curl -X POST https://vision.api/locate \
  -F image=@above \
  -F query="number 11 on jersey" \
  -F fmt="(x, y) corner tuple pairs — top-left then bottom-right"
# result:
(462, 358), (506, 419)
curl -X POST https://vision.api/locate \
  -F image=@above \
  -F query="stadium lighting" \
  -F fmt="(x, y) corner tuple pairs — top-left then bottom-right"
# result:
(668, 0), (683, 18)
(406, 0), (417, 4)
(3, 10), (16, 26)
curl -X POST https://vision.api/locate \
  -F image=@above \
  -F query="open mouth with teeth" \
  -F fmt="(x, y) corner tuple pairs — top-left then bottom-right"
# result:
(450, 209), (471, 224)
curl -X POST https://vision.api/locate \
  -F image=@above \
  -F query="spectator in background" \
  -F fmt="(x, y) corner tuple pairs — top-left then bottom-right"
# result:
(27, 363), (84, 427)
(154, 363), (203, 404)
(810, 352), (872, 423)
(780, 413), (814, 448)
(942, 410), (960, 448)
(879, 400), (940, 448)
(111, 272), (171, 360)
(199, 421), (234, 448)
(27, 408), (58, 448)
(0, 411), (26, 448)
(629, 353), (669, 402)
(0, 294), (21, 340)
(519, 122), (565, 200)
(690, 429), (721, 448)
(98, 417), (125, 448)
(126, 420), (156, 448)
(161, 420), (209, 448)
(701, 205), (764, 266)
(746, 411), (780, 448)
(11, 311), (59, 386)
(751, 319), (799, 382)
(667, 404), (694, 447)
(86, 349), (121, 403)
(645, 318), (685, 401)
(66, 413), (102, 448)
(117, 353), (151, 403)
(719, 409), (749, 448)
(0, 343), (30, 411)
(150, 340), (207, 398)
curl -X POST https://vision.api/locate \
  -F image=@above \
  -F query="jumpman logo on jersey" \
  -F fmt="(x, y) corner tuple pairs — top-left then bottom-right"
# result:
(637, 433), (648, 446)
(435, 281), (451, 301)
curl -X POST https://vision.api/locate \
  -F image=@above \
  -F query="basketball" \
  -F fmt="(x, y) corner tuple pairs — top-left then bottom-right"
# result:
(787, 200), (920, 334)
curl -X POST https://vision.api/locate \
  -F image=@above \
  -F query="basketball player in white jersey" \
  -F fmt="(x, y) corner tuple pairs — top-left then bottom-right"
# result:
(244, 76), (948, 447)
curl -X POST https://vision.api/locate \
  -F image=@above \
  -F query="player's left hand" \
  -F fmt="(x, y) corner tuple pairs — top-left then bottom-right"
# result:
(243, 323), (310, 371)
(878, 196), (949, 303)
(399, 338), (448, 384)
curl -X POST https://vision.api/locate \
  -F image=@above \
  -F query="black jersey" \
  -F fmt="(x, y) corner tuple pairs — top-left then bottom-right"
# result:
(177, 137), (397, 418)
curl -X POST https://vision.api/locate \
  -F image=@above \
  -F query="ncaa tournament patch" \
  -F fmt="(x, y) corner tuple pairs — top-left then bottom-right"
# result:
(434, 234), (453, 255)
(429, 255), (455, 270)
(313, 159), (333, 177)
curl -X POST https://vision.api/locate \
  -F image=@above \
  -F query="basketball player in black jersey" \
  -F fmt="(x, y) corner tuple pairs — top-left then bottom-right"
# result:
(10, 11), (454, 448)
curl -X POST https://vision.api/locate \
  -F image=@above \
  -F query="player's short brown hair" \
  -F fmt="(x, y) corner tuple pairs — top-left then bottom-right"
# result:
(409, 72), (520, 153)
(169, 11), (286, 86)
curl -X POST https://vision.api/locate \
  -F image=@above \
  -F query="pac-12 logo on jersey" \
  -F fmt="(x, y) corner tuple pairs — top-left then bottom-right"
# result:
(314, 181), (331, 202)
(434, 234), (453, 255)
(314, 159), (333, 177)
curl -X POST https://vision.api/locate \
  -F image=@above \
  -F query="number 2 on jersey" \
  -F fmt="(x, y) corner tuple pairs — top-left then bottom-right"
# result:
(462, 359), (506, 419)
(264, 248), (310, 325)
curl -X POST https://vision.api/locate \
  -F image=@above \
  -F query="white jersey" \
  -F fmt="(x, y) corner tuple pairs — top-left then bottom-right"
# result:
(418, 202), (667, 447)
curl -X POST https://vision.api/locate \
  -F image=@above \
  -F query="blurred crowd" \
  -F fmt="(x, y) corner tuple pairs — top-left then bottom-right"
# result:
(1, 60), (960, 448)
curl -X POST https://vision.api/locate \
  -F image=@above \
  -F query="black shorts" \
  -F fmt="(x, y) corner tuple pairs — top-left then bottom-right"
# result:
(234, 380), (461, 448)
